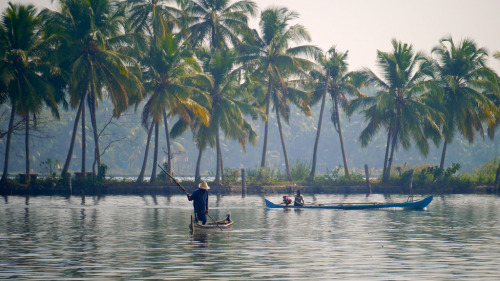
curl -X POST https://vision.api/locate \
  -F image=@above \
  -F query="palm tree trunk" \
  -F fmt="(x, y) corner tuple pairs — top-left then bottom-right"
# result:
(162, 110), (172, 181)
(276, 106), (292, 181)
(81, 100), (86, 174)
(89, 94), (101, 178)
(260, 81), (272, 168)
(382, 129), (392, 180)
(383, 126), (399, 182)
(439, 140), (448, 170)
(25, 117), (30, 175)
(1, 103), (16, 183)
(150, 122), (159, 183)
(137, 122), (154, 183)
(195, 147), (203, 182)
(215, 125), (221, 183)
(61, 94), (86, 177)
(334, 97), (349, 177)
(310, 70), (329, 181)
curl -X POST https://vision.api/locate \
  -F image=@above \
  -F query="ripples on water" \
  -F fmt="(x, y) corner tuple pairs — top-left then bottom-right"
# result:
(1, 194), (499, 280)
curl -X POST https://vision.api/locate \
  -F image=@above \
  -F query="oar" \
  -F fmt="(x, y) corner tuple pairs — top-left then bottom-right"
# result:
(157, 165), (223, 231)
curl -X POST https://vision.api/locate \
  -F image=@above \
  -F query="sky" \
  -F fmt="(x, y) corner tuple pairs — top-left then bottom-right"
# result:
(2, 0), (500, 73)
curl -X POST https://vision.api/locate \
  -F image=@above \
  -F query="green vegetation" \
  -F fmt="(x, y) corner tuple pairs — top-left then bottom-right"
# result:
(0, 0), (499, 193)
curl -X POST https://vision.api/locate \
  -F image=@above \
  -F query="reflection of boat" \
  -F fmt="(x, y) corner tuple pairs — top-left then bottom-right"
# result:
(189, 214), (233, 233)
(265, 195), (433, 210)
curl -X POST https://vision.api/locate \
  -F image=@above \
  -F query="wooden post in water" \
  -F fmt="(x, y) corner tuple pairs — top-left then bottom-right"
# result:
(241, 168), (246, 197)
(364, 164), (371, 195)
(408, 169), (414, 201)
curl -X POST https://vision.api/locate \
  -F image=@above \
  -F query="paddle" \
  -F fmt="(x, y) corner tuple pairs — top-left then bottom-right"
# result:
(157, 165), (223, 231)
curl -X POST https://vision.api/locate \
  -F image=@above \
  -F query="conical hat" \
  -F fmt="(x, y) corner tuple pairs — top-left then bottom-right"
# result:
(198, 181), (210, 190)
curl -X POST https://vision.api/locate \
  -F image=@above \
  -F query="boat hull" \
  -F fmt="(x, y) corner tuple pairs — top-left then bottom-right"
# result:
(189, 214), (233, 233)
(265, 195), (433, 210)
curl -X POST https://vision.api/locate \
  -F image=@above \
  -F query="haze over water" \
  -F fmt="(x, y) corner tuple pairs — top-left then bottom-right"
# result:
(1, 194), (499, 280)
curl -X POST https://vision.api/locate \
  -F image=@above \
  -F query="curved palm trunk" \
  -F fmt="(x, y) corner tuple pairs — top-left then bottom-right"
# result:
(162, 110), (172, 182)
(25, 117), (30, 175)
(150, 122), (159, 183)
(195, 147), (203, 182)
(382, 129), (392, 180)
(1, 103), (16, 183)
(81, 101), (86, 174)
(334, 97), (349, 177)
(260, 81), (272, 168)
(61, 94), (86, 177)
(137, 122), (154, 183)
(89, 94), (101, 178)
(276, 106), (292, 181)
(310, 70), (329, 181)
(383, 126), (399, 182)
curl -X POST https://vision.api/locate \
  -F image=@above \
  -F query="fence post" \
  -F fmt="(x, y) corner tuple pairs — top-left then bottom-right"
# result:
(364, 164), (371, 195)
(241, 168), (246, 197)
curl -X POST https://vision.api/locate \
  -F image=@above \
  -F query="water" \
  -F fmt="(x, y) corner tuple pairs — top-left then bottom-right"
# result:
(1, 194), (499, 280)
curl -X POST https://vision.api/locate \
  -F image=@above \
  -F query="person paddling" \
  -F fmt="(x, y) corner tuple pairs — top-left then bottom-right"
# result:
(294, 190), (304, 206)
(187, 181), (210, 225)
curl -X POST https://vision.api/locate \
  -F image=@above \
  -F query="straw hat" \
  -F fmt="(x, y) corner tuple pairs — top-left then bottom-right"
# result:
(198, 181), (210, 190)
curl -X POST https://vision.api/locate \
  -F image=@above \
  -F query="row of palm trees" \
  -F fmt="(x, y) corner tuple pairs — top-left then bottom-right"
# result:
(1, 0), (499, 186)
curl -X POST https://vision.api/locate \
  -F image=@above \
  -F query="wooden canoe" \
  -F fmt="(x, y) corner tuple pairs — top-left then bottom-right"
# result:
(189, 214), (233, 233)
(265, 195), (433, 210)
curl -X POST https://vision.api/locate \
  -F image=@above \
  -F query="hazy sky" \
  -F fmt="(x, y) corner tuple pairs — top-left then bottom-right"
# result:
(3, 0), (500, 73)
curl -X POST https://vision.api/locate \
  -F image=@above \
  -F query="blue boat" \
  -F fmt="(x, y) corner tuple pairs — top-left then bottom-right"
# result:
(265, 195), (433, 210)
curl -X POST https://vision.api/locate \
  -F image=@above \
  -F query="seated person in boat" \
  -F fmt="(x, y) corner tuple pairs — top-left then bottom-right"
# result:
(187, 181), (210, 224)
(294, 190), (304, 206)
(283, 195), (292, 206)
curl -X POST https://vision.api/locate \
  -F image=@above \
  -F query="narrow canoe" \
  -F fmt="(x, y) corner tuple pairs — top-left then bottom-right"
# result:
(265, 195), (433, 210)
(189, 214), (233, 233)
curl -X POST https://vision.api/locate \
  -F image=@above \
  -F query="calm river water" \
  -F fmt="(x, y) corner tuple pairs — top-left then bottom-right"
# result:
(1, 194), (499, 280)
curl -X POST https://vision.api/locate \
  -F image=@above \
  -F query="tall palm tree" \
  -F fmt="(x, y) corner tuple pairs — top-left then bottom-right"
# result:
(41, 0), (143, 178)
(309, 47), (366, 180)
(246, 6), (320, 180)
(431, 36), (499, 170)
(137, 32), (212, 183)
(0, 3), (59, 183)
(196, 47), (260, 183)
(187, 0), (257, 50)
(348, 39), (442, 182)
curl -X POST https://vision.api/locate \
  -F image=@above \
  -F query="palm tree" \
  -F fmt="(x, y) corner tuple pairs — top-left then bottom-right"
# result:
(309, 47), (366, 180)
(348, 39), (442, 182)
(431, 36), (499, 170)
(196, 47), (260, 183)
(246, 6), (321, 180)
(137, 33), (212, 183)
(187, 0), (257, 50)
(41, 0), (143, 178)
(0, 3), (59, 183)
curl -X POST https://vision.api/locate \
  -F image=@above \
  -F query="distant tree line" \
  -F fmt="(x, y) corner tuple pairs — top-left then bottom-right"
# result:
(1, 0), (499, 185)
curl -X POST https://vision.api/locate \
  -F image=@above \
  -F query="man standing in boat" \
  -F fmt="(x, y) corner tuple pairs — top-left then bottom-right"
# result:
(187, 181), (210, 224)
(294, 190), (304, 206)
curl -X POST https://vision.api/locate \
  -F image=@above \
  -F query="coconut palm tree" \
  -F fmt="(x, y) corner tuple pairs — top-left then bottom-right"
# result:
(0, 3), (59, 183)
(196, 47), (260, 183)
(187, 0), (257, 50)
(41, 0), (143, 178)
(137, 32), (212, 183)
(431, 36), (499, 170)
(309, 47), (366, 180)
(245, 6), (321, 180)
(348, 39), (442, 182)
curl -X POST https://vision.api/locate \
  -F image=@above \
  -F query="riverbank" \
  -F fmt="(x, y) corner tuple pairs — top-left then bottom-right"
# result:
(0, 179), (498, 197)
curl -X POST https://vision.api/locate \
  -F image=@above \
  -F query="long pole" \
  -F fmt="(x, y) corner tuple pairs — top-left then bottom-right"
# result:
(157, 165), (223, 230)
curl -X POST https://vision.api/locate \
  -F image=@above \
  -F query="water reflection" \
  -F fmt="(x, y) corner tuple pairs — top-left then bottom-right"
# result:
(0, 194), (499, 280)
